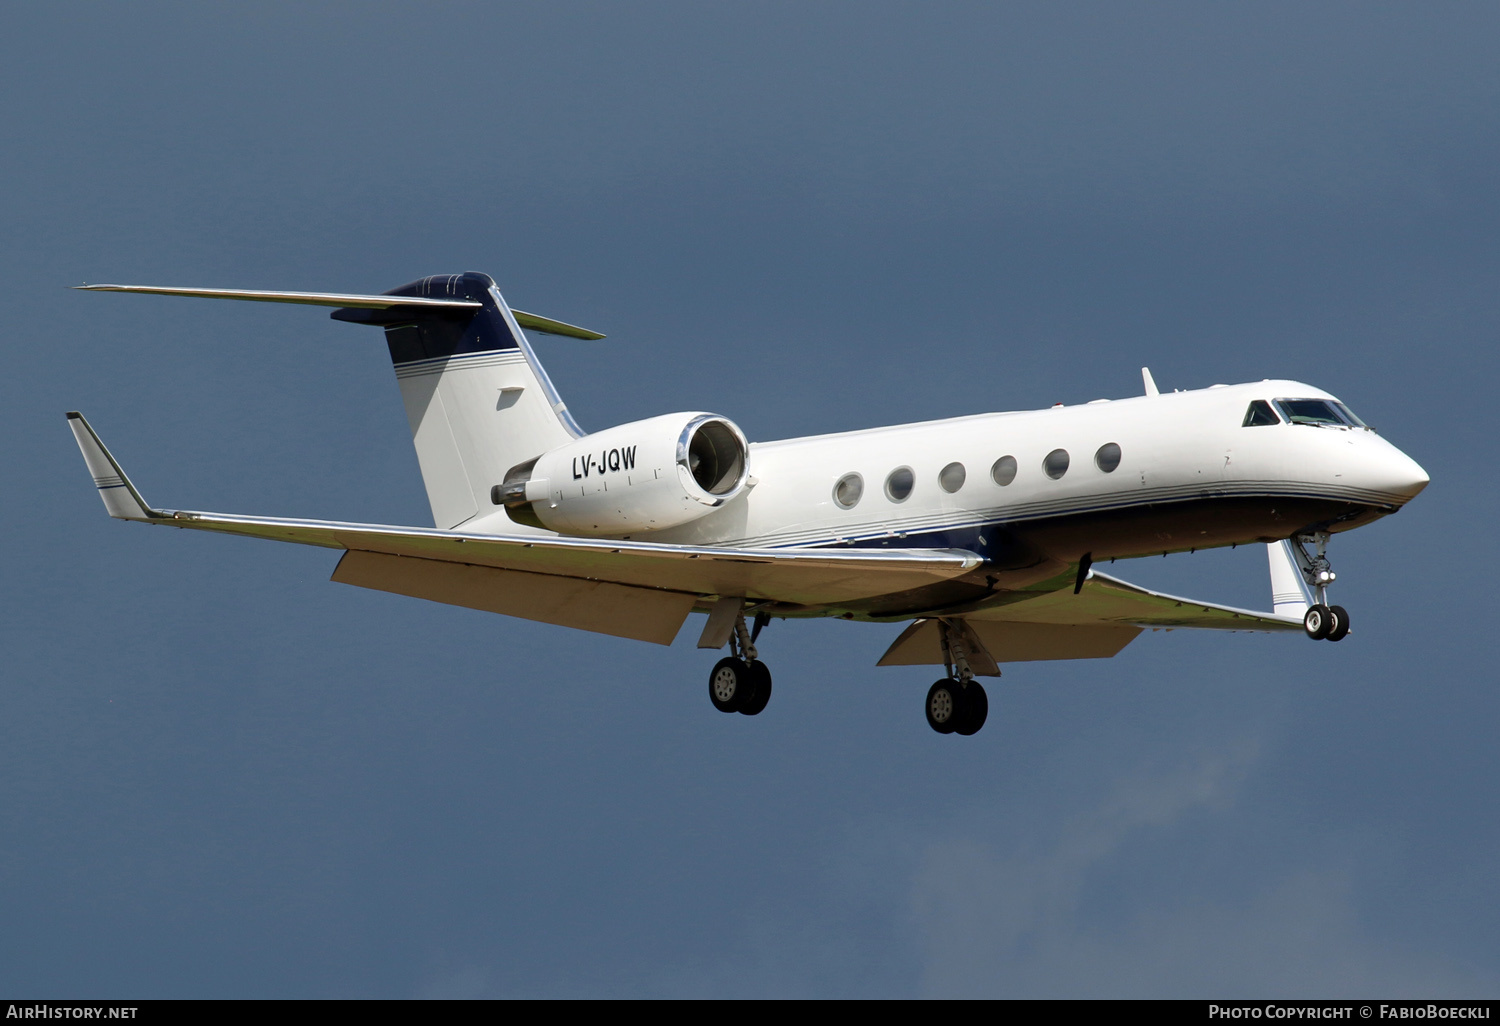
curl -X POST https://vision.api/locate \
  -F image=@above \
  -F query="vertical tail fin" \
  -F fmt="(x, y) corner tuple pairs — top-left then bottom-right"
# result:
(333, 273), (581, 529)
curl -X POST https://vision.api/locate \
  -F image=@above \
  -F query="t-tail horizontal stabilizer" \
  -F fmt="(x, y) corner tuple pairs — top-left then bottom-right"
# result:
(66, 412), (165, 522)
(72, 283), (607, 340)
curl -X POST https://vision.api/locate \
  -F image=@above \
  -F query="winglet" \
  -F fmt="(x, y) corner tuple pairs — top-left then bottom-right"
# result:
(66, 412), (164, 521)
(1142, 367), (1160, 397)
(1267, 540), (1311, 618)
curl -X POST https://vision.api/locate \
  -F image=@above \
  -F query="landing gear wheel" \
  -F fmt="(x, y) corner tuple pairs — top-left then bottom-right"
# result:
(925, 679), (962, 734)
(709, 657), (752, 713)
(1304, 604), (1332, 640)
(954, 681), (988, 736)
(739, 661), (772, 716)
(1326, 605), (1351, 642)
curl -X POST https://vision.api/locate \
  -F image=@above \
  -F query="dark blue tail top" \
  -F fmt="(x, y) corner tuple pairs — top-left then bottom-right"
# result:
(330, 272), (522, 365)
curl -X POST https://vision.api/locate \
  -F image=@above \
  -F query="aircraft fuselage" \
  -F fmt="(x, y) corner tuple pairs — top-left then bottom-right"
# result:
(485, 378), (1425, 618)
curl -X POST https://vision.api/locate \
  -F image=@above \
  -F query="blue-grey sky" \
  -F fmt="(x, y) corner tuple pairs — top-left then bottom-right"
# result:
(3, 2), (1497, 997)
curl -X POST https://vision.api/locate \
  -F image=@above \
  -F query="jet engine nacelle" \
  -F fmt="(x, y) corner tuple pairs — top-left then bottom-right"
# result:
(494, 412), (750, 536)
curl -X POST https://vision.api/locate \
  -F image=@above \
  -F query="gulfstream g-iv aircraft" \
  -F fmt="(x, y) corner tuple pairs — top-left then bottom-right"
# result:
(68, 272), (1429, 736)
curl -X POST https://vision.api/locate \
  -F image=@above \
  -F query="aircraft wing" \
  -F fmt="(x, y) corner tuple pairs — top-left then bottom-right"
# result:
(969, 569), (1304, 632)
(877, 565), (1302, 670)
(68, 412), (980, 644)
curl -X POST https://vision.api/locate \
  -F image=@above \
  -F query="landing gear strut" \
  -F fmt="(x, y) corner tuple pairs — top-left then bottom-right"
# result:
(707, 610), (772, 715)
(1295, 532), (1351, 642)
(925, 619), (989, 736)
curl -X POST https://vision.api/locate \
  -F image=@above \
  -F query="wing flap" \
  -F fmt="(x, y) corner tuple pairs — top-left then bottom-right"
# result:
(877, 618), (1141, 666)
(332, 550), (694, 644)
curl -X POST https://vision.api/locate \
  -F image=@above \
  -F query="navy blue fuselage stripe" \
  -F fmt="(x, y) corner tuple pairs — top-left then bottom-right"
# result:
(757, 487), (1393, 553)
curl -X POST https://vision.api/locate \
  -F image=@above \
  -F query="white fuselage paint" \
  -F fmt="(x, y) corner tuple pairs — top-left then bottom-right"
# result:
(466, 379), (1428, 562)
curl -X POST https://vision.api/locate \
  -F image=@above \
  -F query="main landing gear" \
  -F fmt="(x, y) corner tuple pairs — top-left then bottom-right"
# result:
(925, 620), (990, 736)
(926, 678), (987, 736)
(1296, 532), (1351, 643)
(707, 611), (772, 716)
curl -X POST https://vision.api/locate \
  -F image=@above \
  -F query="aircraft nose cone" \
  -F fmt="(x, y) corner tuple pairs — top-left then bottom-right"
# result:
(1379, 445), (1429, 503)
(1399, 455), (1430, 498)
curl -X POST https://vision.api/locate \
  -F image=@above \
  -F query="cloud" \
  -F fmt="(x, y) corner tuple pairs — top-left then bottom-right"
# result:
(910, 740), (1495, 997)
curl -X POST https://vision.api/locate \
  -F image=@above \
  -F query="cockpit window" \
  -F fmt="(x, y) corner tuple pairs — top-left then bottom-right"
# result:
(1331, 401), (1368, 428)
(1243, 400), (1280, 427)
(1275, 398), (1355, 427)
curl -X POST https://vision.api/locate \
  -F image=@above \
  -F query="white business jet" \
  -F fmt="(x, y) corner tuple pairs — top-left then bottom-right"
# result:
(69, 273), (1429, 736)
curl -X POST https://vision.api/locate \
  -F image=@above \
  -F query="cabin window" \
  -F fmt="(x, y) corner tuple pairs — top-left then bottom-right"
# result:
(1043, 449), (1070, 480)
(833, 473), (863, 509)
(1243, 400), (1280, 427)
(991, 455), (1018, 486)
(885, 466), (915, 502)
(1275, 399), (1350, 427)
(939, 462), (966, 493)
(1095, 442), (1122, 473)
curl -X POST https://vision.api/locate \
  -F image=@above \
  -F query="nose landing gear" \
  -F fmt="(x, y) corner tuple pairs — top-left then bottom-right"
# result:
(1295, 532), (1351, 642)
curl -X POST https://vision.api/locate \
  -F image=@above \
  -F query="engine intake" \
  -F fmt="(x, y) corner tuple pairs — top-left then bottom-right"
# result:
(494, 412), (750, 536)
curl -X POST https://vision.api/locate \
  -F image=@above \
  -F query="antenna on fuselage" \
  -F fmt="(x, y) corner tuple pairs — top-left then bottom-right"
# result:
(1141, 367), (1160, 397)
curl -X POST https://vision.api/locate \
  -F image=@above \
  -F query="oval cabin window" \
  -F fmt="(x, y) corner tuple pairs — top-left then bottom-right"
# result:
(833, 473), (863, 509)
(1095, 443), (1121, 473)
(885, 466), (915, 502)
(991, 455), (1018, 486)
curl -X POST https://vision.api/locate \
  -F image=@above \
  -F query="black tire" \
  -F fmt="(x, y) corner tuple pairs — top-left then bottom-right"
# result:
(739, 661), (773, 716)
(709, 657), (750, 713)
(1304, 604), (1332, 640)
(1327, 605), (1351, 642)
(955, 681), (988, 736)
(925, 679), (961, 734)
